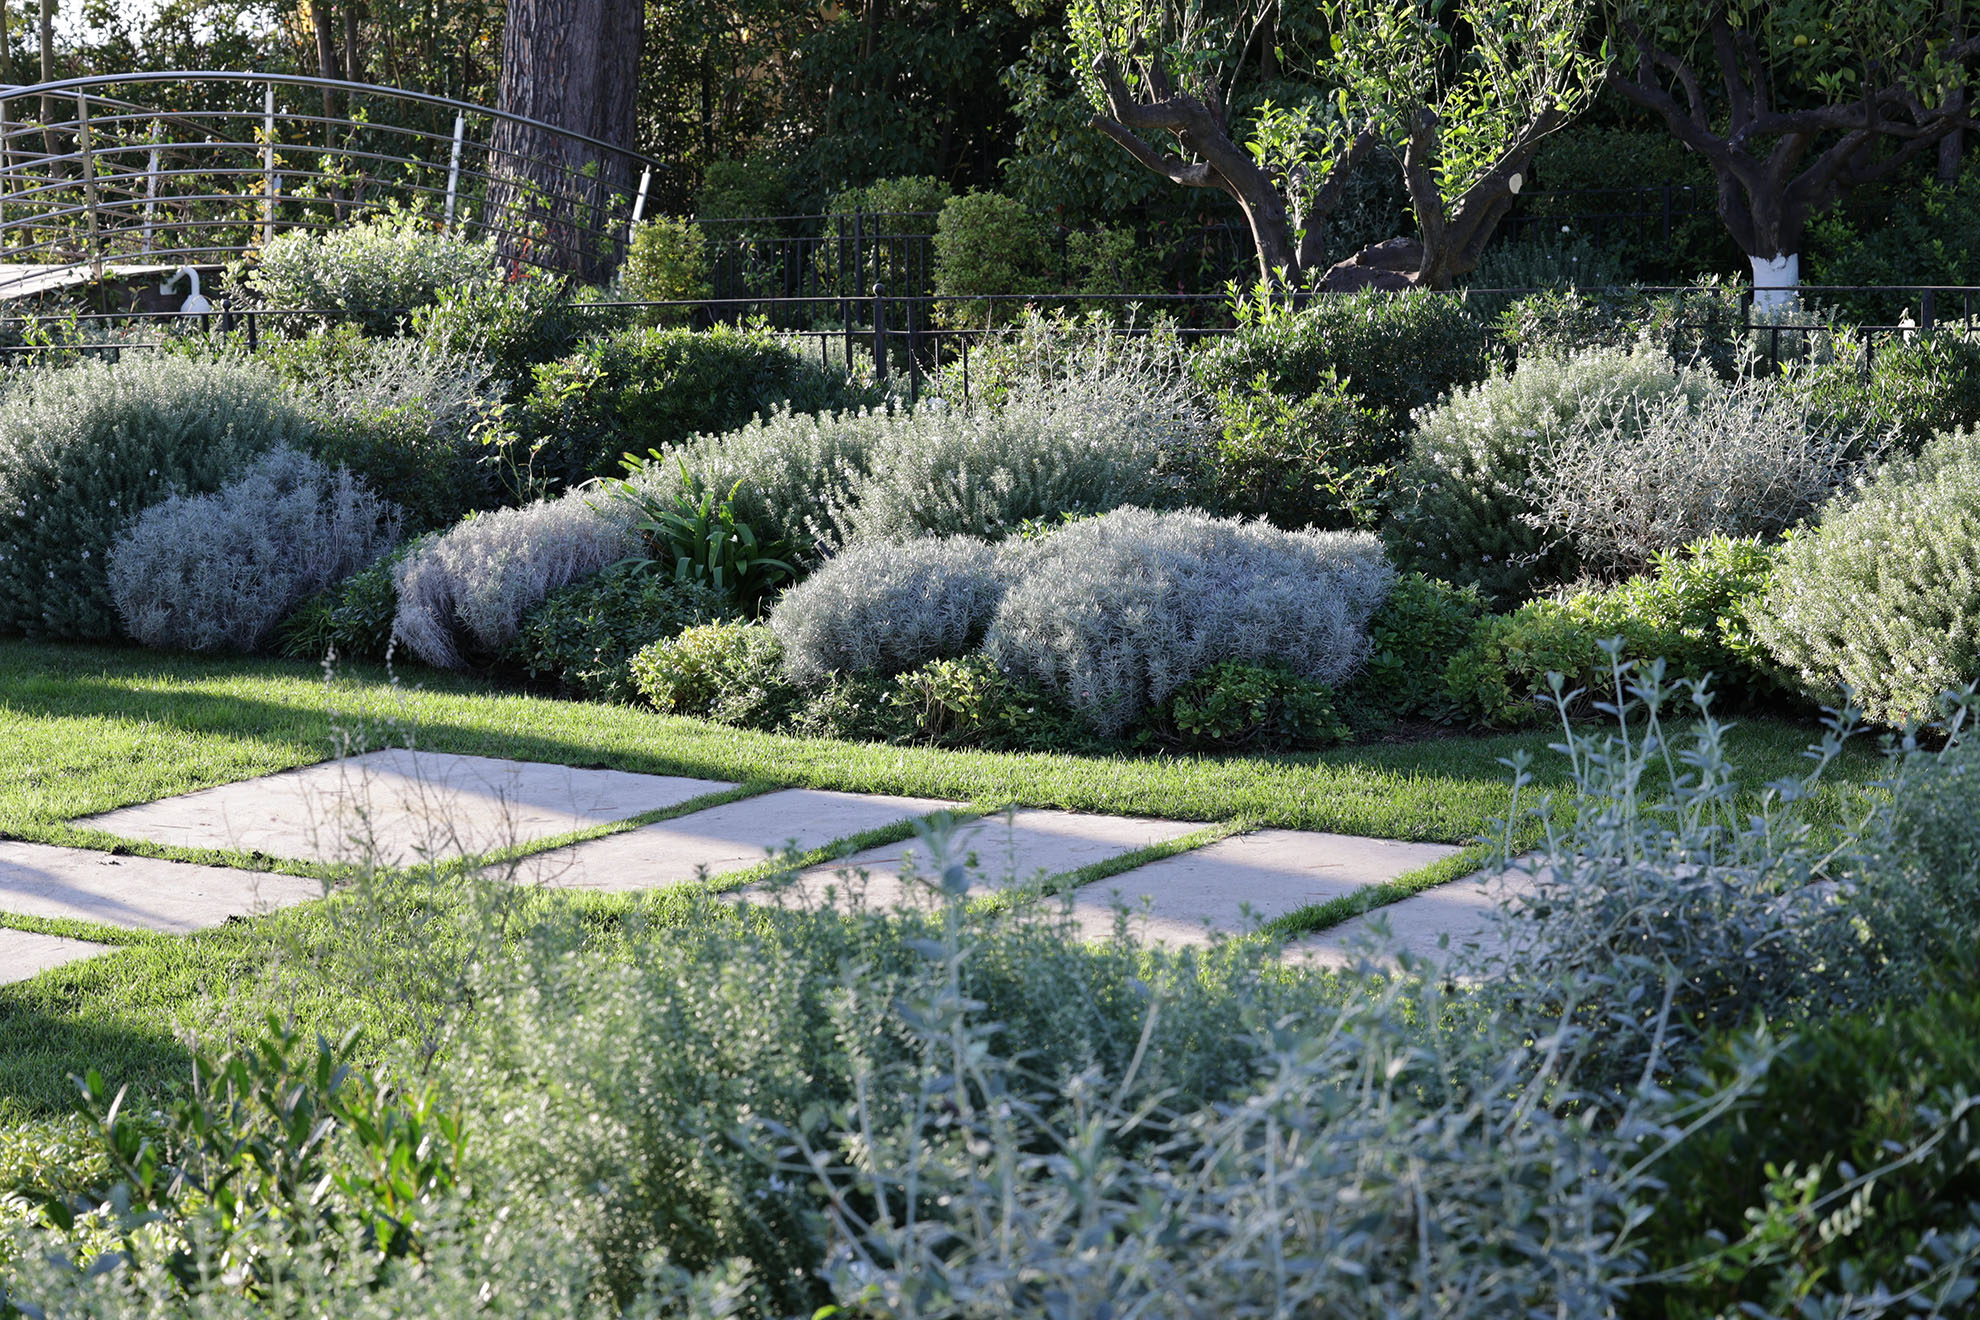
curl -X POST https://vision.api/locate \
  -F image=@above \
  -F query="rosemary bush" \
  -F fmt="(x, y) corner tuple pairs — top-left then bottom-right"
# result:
(0, 355), (307, 639)
(1749, 427), (1980, 727)
(1385, 343), (1708, 604)
(108, 447), (401, 654)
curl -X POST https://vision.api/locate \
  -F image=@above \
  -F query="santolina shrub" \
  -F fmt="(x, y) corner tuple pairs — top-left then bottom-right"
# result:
(771, 537), (1013, 683)
(982, 507), (1393, 737)
(392, 489), (637, 669)
(108, 447), (401, 654)
(0, 355), (307, 639)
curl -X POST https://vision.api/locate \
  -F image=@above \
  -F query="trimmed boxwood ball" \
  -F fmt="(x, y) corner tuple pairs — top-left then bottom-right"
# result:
(0, 355), (308, 639)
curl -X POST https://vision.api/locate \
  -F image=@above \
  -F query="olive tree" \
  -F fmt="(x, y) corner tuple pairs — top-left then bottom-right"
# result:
(1068, 0), (1602, 290)
(1607, 0), (1980, 307)
(1067, 0), (1377, 287)
(1327, 0), (1605, 288)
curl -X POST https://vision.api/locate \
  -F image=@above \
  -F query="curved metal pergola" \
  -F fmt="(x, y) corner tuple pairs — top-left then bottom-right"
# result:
(0, 71), (668, 294)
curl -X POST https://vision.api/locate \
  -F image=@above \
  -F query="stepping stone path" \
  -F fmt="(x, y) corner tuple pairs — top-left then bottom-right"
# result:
(1, 750), (1521, 986)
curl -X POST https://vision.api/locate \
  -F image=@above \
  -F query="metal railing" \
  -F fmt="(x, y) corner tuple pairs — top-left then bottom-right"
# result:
(0, 71), (667, 293)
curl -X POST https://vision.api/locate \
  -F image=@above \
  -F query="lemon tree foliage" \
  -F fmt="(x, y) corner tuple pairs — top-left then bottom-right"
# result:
(1606, 0), (1980, 276)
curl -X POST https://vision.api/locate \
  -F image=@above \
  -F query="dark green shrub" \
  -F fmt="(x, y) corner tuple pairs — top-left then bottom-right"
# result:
(1203, 369), (1392, 531)
(1195, 289), (1496, 435)
(1443, 601), (1607, 728)
(509, 322), (868, 493)
(1634, 980), (1980, 1319)
(0, 356), (305, 639)
(414, 276), (605, 401)
(278, 540), (422, 664)
(1345, 572), (1488, 725)
(696, 156), (793, 230)
(1496, 280), (1747, 377)
(1145, 660), (1350, 752)
(1786, 331), (1980, 452)
(620, 217), (711, 323)
(1522, 126), (1733, 280)
(881, 653), (1097, 752)
(827, 175), (953, 298)
(505, 570), (734, 703)
(1066, 224), (1162, 306)
(1445, 536), (1785, 728)
(933, 191), (1054, 326)
(1748, 427), (1980, 727)
(629, 620), (798, 727)
(1806, 171), (1980, 323)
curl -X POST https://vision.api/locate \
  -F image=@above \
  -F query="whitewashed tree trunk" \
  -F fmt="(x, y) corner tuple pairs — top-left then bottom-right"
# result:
(1748, 252), (1799, 312)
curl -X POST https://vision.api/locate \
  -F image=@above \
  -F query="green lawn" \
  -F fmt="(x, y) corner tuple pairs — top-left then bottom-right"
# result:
(0, 638), (1891, 1120)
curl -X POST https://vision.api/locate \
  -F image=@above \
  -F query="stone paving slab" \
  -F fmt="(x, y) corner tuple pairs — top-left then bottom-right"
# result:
(751, 810), (1206, 911)
(509, 788), (964, 891)
(1, 929), (113, 985)
(1282, 864), (1536, 972)
(0, 840), (325, 933)
(1066, 830), (1464, 947)
(78, 751), (734, 866)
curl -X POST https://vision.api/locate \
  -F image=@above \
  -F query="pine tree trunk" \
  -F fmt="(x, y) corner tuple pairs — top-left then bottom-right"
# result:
(491, 0), (643, 276)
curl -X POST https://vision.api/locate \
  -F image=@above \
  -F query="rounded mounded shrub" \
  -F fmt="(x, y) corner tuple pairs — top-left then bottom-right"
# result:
(982, 507), (1394, 738)
(391, 489), (637, 670)
(1748, 427), (1980, 727)
(771, 537), (1013, 683)
(506, 570), (733, 703)
(108, 446), (399, 654)
(510, 321), (874, 492)
(0, 355), (307, 639)
(240, 214), (498, 333)
(1385, 344), (1710, 604)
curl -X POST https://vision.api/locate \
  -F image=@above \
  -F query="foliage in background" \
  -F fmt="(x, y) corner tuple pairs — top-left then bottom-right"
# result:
(1750, 426), (1980, 727)
(618, 217), (712, 322)
(108, 448), (401, 655)
(239, 215), (499, 334)
(933, 190), (1056, 326)
(414, 277), (606, 402)
(0, 356), (306, 640)
(1787, 329), (1980, 452)
(1496, 280), (1750, 377)
(505, 570), (734, 703)
(1196, 289), (1496, 435)
(1523, 125), (1734, 281)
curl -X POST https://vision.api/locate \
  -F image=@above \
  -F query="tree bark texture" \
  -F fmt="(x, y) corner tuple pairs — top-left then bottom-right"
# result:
(1087, 52), (1372, 287)
(1610, 8), (1977, 271)
(492, 0), (644, 275)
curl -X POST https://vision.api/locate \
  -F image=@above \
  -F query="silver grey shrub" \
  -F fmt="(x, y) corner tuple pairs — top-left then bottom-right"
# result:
(1388, 343), (1710, 602)
(1529, 374), (1876, 579)
(392, 488), (637, 669)
(1467, 659), (1882, 1091)
(0, 354), (308, 639)
(1747, 428), (1980, 727)
(771, 536), (1013, 683)
(622, 316), (1215, 557)
(983, 507), (1393, 736)
(108, 447), (400, 653)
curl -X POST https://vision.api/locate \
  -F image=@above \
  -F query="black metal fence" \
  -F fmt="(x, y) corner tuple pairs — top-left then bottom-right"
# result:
(5, 282), (1973, 407)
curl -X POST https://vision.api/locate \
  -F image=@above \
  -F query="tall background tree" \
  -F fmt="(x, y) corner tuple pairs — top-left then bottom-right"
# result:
(491, 0), (644, 273)
(1605, 0), (1979, 305)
